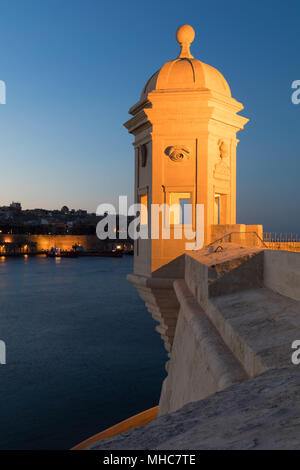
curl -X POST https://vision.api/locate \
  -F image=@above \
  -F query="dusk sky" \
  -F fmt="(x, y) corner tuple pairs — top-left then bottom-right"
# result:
(0, 0), (299, 231)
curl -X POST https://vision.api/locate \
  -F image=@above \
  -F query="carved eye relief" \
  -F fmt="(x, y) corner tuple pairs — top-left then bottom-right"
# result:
(165, 146), (190, 162)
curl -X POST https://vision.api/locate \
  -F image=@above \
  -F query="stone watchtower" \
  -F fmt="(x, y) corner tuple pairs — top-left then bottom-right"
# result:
(125, 26), (253, 353)
(125, 25), (249, 277)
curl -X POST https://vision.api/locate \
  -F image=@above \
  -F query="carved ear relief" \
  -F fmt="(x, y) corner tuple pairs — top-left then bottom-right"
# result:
(165, 146), (190, 162)
(218, 139), (228, 159)
(214, 140), (230, 180)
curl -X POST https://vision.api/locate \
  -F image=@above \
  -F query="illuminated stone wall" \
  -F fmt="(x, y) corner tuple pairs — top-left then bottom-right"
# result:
(0, 234), (115, 252)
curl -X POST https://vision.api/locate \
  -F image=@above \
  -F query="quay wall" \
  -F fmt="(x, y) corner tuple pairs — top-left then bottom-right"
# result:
(0, 234), (126, 252)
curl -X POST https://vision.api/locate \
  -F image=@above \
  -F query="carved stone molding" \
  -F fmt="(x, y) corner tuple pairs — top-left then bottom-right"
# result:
(165, 146), (190, 163)
(127, 274), (180, 359)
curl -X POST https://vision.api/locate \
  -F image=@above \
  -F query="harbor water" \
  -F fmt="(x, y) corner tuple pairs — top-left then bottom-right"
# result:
(0, 255), (167, 449)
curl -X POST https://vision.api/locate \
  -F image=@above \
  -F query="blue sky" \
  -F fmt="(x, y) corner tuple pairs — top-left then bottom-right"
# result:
(0, 0), (299, 231)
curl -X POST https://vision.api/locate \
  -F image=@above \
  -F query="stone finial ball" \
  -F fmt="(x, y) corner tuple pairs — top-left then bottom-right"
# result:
(176, 25), (195, 45)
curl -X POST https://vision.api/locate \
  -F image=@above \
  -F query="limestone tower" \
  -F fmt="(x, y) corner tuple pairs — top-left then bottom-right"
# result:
(124, 25), (248, 278)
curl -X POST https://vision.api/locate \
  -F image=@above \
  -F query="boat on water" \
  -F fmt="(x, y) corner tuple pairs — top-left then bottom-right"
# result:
(79, 250), (123, 258)
(124, 249), (134, 256)
(46, 246), (123, 258)
(46, 248), (79, 258)
(72, 244), (123, 257)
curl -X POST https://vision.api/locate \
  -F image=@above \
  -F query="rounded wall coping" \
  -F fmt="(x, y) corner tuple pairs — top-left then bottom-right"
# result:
(72, 406), (158, 450)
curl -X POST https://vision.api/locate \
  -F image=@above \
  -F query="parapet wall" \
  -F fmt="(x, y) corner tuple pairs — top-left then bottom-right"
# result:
(159, 279), (247, 415)
(264, 250), (300, 301)
(158, 246), (300, 415)
(210, 224), (264, 245)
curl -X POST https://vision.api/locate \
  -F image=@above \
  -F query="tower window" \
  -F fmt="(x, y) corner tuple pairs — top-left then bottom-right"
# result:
(169, 192), (192, 225)
(140, 193), (148, 225)
(215, 194), (221, 225)
(179, 198), (192, 224)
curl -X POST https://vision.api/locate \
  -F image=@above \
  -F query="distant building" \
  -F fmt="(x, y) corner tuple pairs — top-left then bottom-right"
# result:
(10, 202), (22, 212)
(61, 206), (69, 214)
(75, 209), (87, 217)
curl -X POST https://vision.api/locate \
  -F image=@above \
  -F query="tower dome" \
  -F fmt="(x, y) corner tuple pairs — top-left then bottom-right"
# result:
(141, 25), (231, 101)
